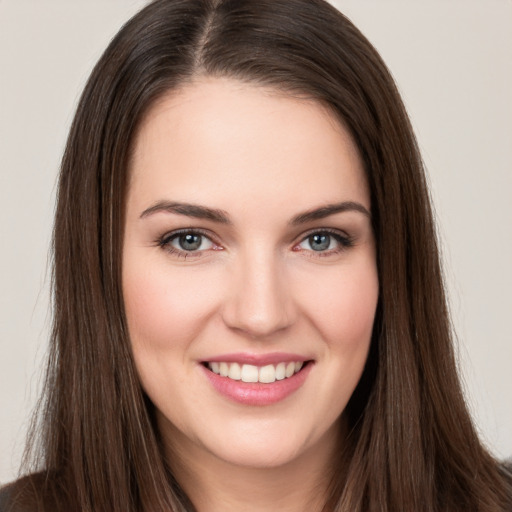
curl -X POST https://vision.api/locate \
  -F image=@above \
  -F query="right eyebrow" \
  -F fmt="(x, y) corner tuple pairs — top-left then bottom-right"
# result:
(139, 201), (232, 224)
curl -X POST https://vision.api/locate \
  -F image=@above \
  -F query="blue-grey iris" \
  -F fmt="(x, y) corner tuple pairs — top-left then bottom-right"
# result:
(309, 233), (330, 251)
(179, 233), (202, 251)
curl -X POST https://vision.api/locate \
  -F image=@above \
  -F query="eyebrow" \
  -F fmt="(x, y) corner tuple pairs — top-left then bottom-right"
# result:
(289, 201), (370, 225)
(139, 200), (370, 224)
(140, 201), (232, 224)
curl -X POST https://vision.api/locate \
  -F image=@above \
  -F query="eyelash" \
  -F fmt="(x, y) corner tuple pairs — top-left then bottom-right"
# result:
(294, 229), (355, 257)
(156, 228), (354, 259)
(156, 228), (220, 259)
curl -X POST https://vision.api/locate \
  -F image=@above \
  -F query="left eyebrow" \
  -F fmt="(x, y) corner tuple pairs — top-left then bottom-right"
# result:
(289, 201), (370, 225)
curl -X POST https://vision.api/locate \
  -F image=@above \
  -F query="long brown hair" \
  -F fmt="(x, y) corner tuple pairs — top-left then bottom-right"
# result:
(10, 0), (511, 511)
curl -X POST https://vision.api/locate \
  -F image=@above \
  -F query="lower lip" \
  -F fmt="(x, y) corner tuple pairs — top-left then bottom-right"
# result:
(201, 363), (313, 406)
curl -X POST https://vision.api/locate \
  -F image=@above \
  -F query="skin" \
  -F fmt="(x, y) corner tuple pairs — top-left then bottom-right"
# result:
(123, 77), (379, 512)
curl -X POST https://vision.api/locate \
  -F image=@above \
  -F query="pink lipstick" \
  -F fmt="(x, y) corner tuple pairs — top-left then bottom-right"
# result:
(200, 353), (313, 406)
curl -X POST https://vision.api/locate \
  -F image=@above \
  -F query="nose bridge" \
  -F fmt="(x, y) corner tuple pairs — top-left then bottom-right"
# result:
(222, 245), (293, 338)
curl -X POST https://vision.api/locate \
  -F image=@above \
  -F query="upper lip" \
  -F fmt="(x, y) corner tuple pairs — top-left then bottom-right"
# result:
(202, 352), (312, 366)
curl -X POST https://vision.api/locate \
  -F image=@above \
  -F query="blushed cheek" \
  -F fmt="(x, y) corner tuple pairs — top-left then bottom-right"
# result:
(335, 278), (377, 342)
(122, 260), (224, 353)
(300, 264), (378, 350)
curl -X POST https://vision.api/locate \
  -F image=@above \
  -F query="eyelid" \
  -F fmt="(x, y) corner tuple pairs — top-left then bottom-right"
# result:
(157, 228), (223, 257)
(295, 227), (351, 243)
(160, 227), (217, 243)
(293, 227), (354, 254)
(156, 226), (354, 259)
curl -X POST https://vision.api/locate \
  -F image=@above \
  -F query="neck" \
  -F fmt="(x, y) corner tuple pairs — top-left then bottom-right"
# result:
(162, 422), (347, 512)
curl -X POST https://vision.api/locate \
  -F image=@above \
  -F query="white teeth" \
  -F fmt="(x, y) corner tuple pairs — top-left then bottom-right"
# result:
(275, 362), (286, 380)
(259, 364), (276, 383)
(207, 360), (305, 383)
(228, 362), (241, 380)
(241, 364), (259, 383)
(219, 362), (229, 377)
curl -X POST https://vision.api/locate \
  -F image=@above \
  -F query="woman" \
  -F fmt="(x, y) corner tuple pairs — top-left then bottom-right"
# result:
(2, 0), (511, 510)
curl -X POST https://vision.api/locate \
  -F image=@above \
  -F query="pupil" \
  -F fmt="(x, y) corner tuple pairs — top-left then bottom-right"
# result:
(179, 233), (202, 251)
(310, 233), (330, 251)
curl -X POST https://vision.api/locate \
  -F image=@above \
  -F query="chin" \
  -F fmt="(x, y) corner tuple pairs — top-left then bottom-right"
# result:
(205, 436), (309, 469)
(194, 414), (339, 471)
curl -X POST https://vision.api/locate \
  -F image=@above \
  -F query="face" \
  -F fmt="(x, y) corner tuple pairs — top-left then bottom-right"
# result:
(123, 78), (378, 471)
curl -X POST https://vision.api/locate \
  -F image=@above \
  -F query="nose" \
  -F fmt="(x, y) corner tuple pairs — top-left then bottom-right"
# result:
(221, 250), (295, 339)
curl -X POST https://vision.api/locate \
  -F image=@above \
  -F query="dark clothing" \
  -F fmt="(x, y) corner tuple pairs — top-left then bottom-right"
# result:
(0, 474), (58, 512)
(2, 460), (512, 511)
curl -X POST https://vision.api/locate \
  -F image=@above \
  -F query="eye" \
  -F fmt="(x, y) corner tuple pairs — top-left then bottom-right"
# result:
(158, 229), (220, 256)
(296, 230), (353, 254)
(302, 233), (333, 251)
(171, 232), (213, 251)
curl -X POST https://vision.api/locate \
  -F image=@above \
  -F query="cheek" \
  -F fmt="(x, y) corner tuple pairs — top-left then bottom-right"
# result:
(294, 259), (379, 350)
(327, 276), (377, 344)
(122, 258), (226, 421)
(122, 258), (223, 354)
(282, 258), (378, 438)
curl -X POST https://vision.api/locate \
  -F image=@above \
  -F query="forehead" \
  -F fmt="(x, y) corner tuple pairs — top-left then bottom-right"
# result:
(128, 77), (369, 215)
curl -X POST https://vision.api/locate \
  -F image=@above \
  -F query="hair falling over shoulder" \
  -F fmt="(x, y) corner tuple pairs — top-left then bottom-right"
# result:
(4, 0), (511, 511)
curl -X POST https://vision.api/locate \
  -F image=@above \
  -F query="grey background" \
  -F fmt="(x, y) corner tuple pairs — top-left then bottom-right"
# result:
(1, 0), (511, 483)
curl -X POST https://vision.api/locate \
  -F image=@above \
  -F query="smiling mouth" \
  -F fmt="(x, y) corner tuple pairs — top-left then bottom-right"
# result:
(203, 361), (311, 384)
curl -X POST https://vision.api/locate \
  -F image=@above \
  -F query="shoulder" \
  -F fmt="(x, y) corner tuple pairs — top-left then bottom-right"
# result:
(0, 474), (40, 512)
(501, 457), (512, 484)
(0, 473), (61, 512)
(499, 458), (512, 510)
(0, 484), (11, 512)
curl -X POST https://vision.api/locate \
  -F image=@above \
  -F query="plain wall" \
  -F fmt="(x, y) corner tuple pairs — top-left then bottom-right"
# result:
(0, 0), (510, 484)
